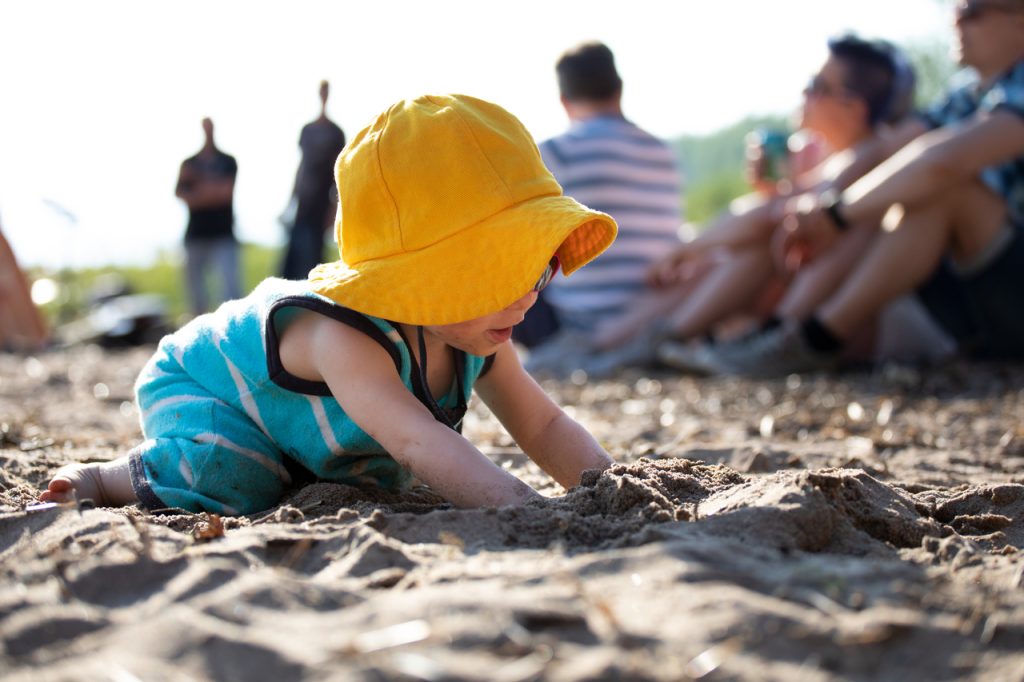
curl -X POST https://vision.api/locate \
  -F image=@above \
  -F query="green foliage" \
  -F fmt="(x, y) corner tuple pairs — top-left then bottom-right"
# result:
(684, 170), (750, 225)
(673, 115), (788, 226)
(903, 39), (959, 108)
(674, 115), (789, 189)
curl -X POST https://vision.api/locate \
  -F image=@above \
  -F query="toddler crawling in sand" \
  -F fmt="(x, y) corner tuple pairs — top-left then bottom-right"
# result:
(41, 94), (618, 515)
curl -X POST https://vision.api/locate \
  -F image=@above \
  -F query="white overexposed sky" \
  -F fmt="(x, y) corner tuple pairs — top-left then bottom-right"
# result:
(0, 0), (954, 270)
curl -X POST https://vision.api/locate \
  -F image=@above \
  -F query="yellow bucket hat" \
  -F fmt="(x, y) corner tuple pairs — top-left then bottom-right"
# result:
(308, 94), (617, 325)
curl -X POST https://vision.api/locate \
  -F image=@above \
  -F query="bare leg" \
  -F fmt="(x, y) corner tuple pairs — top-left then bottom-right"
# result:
(591, 194), (783, 350)
(663, 246), (775, 340)
(40, 456), (138, 507)
(591, 274), (706, 349)
(591, 246), (776, 350)
(592, 246), (777, 350)
(820, 181), (1008, 338)
(776, 225), (877, 320)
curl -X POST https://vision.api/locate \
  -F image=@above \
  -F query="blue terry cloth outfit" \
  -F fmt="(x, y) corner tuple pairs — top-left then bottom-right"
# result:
(127, 278), (491, 515)
(522, 114), (683, 339)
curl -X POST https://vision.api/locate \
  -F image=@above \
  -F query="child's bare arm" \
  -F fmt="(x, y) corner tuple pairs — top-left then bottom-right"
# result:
(310, 320), (540, 507)
(475, 343), (613, 489)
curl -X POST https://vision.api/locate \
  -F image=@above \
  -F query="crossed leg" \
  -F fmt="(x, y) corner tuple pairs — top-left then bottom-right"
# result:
(589, 246), (776, 350)
(818, 180), (1008, 339)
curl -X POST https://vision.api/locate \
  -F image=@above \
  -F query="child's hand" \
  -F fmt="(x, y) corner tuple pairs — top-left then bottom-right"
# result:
(475, 343), (613, 489)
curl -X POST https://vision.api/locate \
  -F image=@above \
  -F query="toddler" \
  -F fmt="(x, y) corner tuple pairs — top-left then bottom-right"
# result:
(40, 94), (618, 514)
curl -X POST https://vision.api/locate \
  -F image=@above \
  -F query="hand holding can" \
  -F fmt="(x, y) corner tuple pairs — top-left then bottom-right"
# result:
(745, 128), (791, 193)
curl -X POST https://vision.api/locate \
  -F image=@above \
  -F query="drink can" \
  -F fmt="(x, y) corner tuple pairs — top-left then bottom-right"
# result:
(746, 129), (790, 183)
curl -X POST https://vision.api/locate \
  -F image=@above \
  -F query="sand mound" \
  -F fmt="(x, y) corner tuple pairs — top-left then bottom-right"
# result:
(2, 347), (1023, 680)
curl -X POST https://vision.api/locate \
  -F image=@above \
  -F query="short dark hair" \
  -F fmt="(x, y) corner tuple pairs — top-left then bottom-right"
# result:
(555, 41), (623, 102)
(828, 34), (915, 126)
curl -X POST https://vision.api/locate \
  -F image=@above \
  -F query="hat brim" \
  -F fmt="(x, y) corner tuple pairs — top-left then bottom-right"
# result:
(308, 194), (616, 326)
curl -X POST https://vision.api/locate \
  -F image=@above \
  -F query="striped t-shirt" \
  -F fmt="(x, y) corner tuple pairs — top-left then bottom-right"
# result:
(539, 115), (683, 329)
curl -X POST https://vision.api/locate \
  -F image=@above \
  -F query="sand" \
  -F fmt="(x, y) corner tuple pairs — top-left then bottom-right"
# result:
(1, 346), (1022, 681)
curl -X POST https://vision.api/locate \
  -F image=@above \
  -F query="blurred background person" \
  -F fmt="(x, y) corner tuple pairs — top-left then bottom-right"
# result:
(583, 35), (924, 375)
(701, 0), (1024, 376)
(175, 117), (240, 316)
(280, 80), (346, 280)
(520, 41), (683, 375)
(0, 217), (49, 351)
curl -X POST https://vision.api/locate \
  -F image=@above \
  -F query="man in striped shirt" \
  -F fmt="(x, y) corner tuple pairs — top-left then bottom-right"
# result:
(519, 41), (683, 371)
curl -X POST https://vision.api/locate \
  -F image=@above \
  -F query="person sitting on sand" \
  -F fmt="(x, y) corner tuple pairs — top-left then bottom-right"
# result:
(39, 94), (618, 515)
(685, 0), (1024, 376)
(579, 35), (921, 376)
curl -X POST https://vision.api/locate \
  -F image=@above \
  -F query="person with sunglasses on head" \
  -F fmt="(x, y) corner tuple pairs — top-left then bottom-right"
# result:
(38, 95), (618, 515)
(578, 35), (919, 376)
(688, 0), (1024, 377)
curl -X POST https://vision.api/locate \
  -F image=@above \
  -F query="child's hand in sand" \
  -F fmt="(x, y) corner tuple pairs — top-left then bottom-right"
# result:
(39, 458), (137, 507)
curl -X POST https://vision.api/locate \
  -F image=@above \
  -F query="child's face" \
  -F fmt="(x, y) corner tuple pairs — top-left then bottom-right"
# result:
(425, 290), (538, 355)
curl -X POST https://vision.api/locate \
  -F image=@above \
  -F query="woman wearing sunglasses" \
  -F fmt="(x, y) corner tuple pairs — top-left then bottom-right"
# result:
(686, 0), (1024, 376)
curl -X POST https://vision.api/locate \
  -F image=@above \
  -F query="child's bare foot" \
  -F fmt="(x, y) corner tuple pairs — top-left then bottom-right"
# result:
(39, 458), (137, 507)
(39, 463), (105, 504)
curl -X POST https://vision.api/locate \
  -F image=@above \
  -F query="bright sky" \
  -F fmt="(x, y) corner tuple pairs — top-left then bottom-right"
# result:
(0, 0), (953, 270)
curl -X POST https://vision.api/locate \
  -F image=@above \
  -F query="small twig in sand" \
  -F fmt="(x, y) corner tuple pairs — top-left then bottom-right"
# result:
(127, 514), (154, 557)
(685, 637), (742, 679)
(300, 499), (322, 511)
(278, 537), (314, 570)
(1009, 564), (1024, 590)
(19, 438), (55, 452)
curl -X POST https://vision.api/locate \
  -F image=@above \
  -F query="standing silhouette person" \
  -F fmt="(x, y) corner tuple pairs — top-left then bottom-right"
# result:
(281, 80), (346, 279)
(175, 117), (240, 316)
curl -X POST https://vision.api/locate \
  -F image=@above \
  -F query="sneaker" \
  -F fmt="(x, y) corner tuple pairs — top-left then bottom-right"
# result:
(656, 339), (723, 375)
(524, 329), (594, 377)
(580, 323), (668, 379)
(686, 323), (840, 378)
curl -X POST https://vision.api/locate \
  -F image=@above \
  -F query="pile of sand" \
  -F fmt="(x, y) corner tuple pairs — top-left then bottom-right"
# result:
(1, 347), (1022, 680)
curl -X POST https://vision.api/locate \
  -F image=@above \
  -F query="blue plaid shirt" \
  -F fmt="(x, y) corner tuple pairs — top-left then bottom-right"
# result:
(921, 60), (1024, 226)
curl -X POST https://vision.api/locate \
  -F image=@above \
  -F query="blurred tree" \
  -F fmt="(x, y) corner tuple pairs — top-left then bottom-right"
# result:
(904, 39), (959, 107)
(674, 115), (788, 189)
(673, 115), (787, 225)
(684, 171), (751, 226)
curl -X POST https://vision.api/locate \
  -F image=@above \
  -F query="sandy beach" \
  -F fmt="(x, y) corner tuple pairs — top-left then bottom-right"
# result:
(1, 345), (1022, 681)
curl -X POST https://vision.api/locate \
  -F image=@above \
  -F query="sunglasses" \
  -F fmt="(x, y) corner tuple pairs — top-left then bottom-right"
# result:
(956, 0), (1023, 21)
(803, 75), (852, 100)
(532, 255), (561, 292)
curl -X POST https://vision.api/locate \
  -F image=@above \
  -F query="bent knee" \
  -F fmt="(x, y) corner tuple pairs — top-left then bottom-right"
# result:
(132, 437), (287, 515)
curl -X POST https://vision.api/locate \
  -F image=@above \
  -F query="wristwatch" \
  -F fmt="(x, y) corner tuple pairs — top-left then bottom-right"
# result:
(820, 190), (851, 232)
